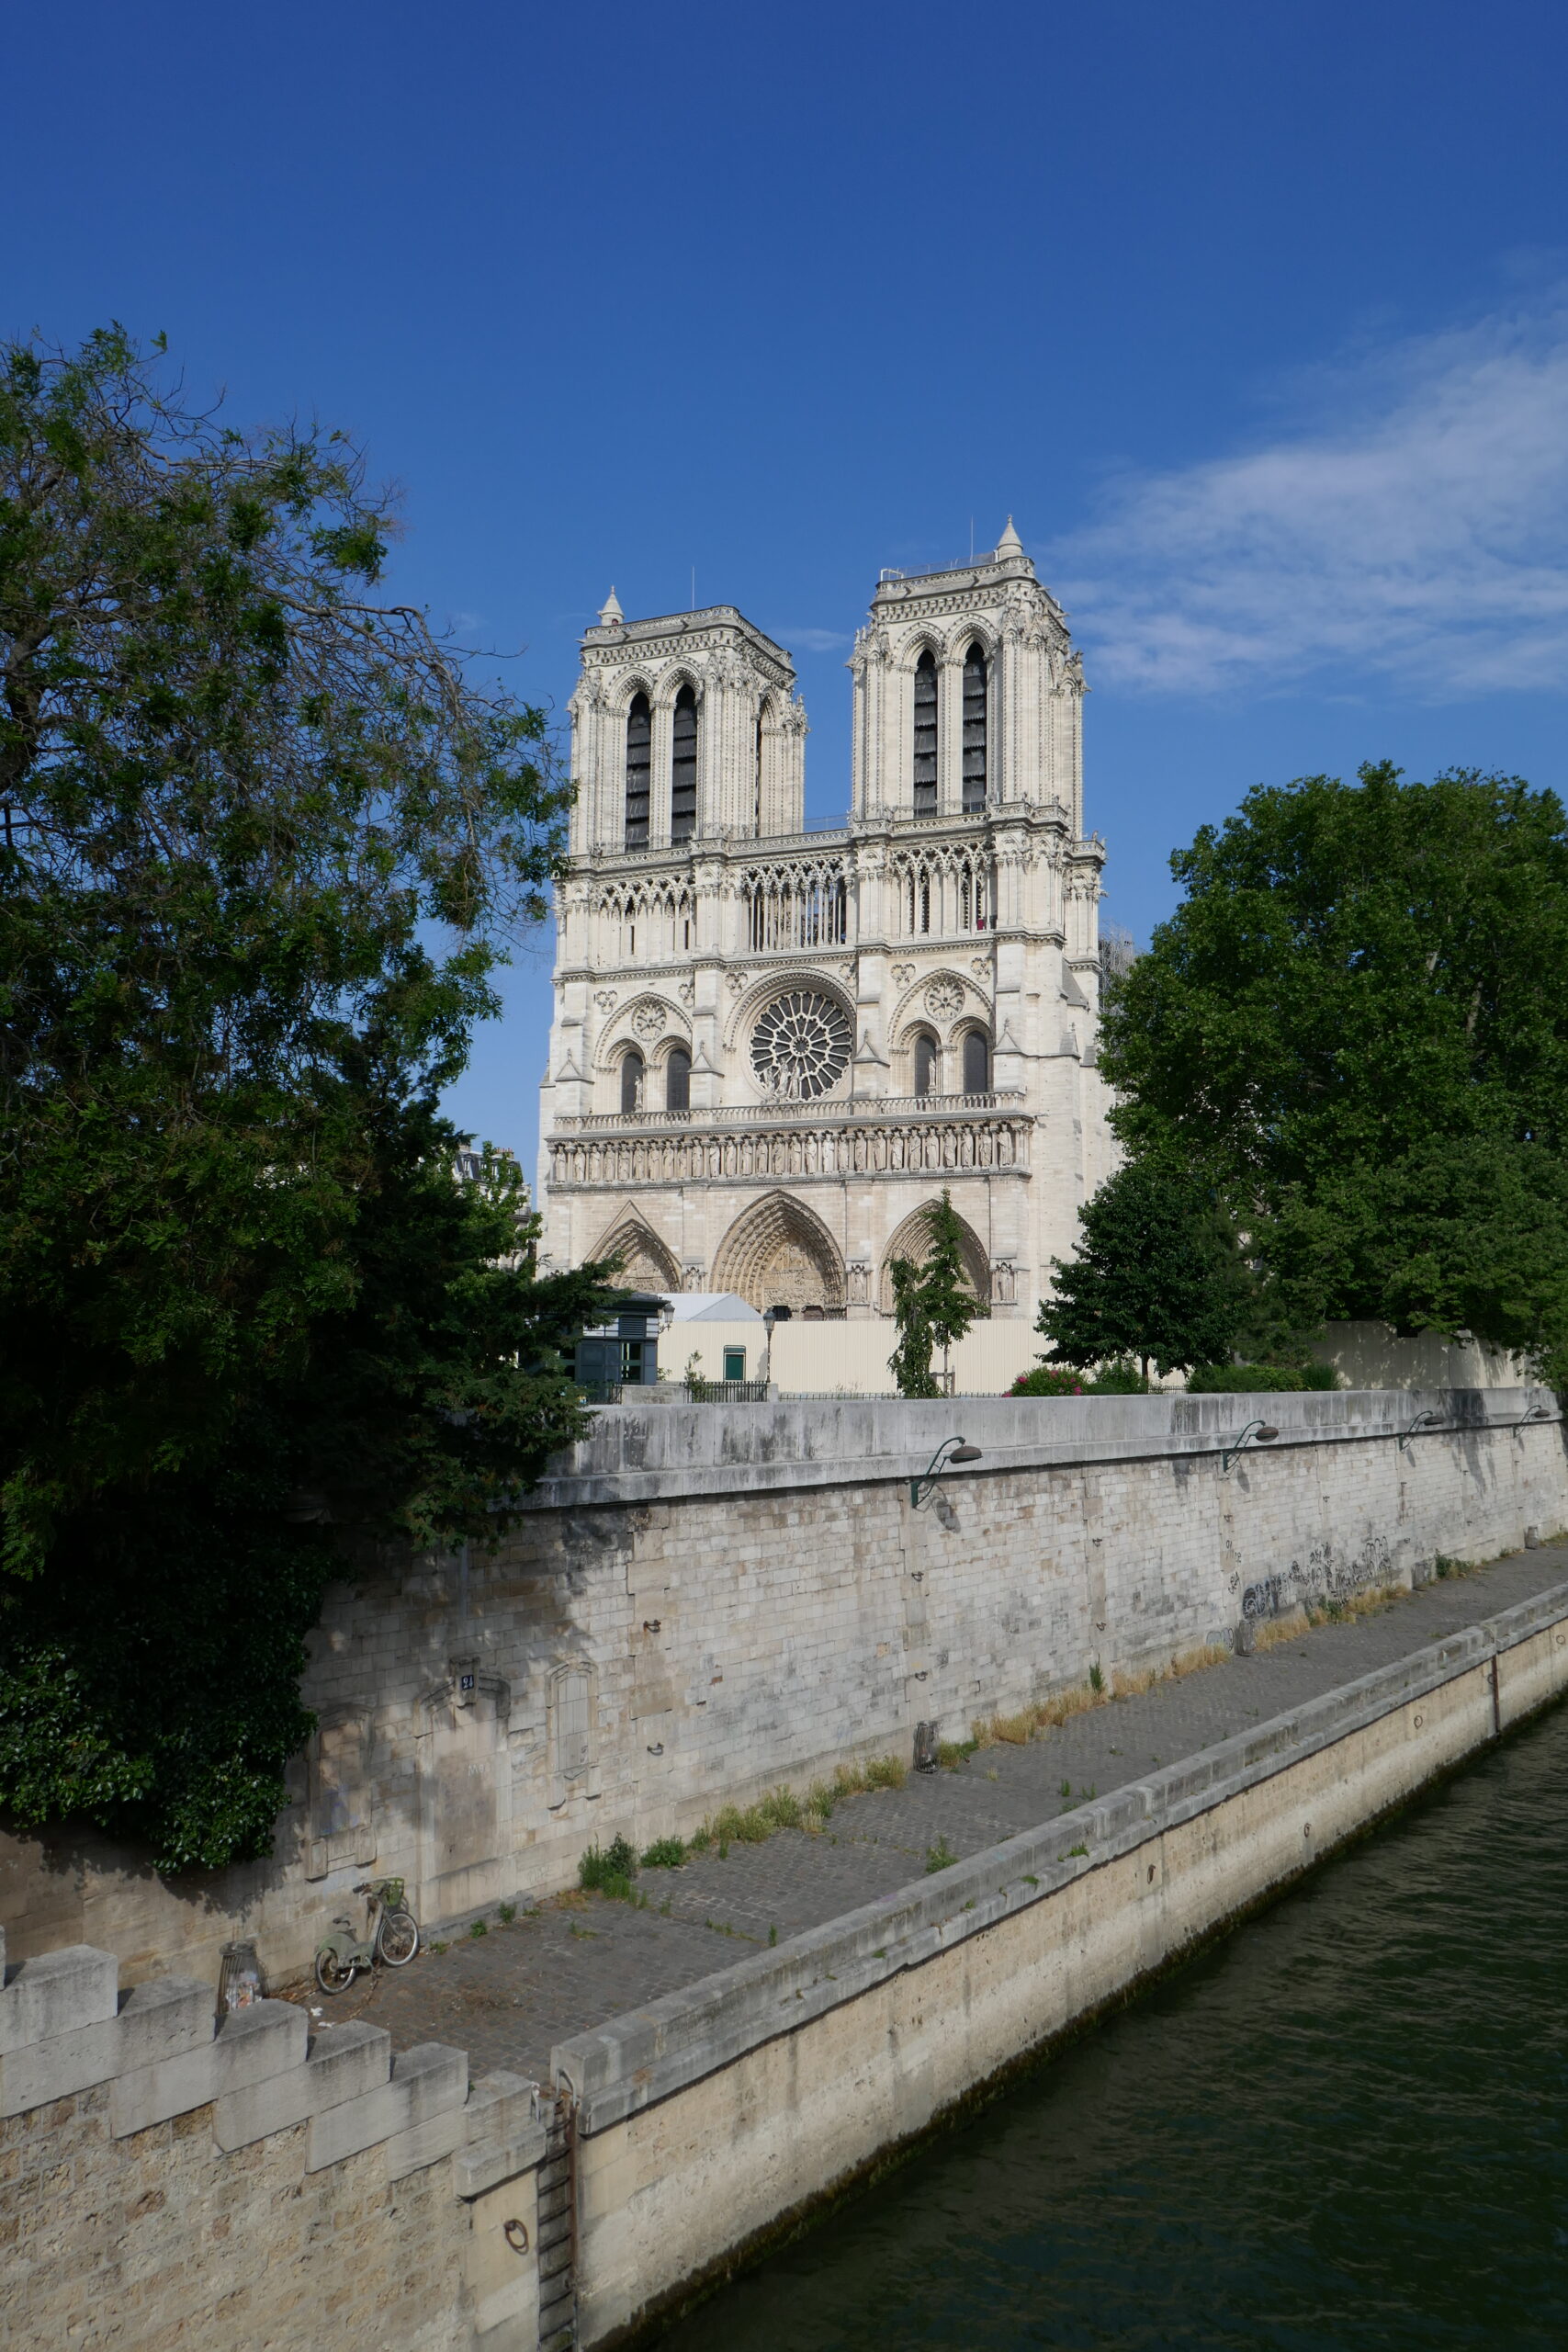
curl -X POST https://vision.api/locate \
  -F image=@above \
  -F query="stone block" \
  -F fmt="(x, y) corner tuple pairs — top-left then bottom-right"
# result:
(213, 2020), (391, 2150)
(464, 2069), (540, 2149)
(0, 1944), (119, 2055)
(117, 1977), (216, 2073)
(111, 1998), (306, 2137)
(454, 2122), (550, 2201)
(306, 2041), (468, 2171)
(384, 2102), (467, 2181)
(0, 2015), (122, 2117)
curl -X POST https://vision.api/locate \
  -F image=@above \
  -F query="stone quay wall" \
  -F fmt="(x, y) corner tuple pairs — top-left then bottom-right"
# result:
(558, 1580), (1568, 2346)
(2, 1391), (1564, 1996)
(7, 1577), (1567, 2352)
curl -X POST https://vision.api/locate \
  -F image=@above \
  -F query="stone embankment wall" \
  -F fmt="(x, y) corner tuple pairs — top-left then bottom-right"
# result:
(558, 1579), (1568, 2346)
(2, 1392), (1564, 1994)
(0, 1927), (557, 2351)
(7, 1577), (1567, 2351)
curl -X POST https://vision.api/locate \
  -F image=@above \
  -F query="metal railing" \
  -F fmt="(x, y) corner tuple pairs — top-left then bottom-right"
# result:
(683, 1377), (772, 1404)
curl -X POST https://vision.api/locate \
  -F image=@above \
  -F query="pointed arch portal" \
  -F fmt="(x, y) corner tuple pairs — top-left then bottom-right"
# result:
(713, 1192), (846, 1316)
(589, 1211), (679, 1294)
(878, 1199), (990, 1317)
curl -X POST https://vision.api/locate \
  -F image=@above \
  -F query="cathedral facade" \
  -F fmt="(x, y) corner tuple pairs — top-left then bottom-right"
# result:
(537, 524), (1115, 1323)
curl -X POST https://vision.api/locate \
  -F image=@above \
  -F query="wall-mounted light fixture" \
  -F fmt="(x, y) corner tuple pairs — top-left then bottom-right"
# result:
(1398, 1408), (1446, 1453)
(910, 1436), (983, 1510)
(1220, 1420), (1279, 1476)
(1517, 1401), (1552, 1430)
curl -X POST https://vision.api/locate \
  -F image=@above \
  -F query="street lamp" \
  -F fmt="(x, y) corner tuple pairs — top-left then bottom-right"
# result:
(910, 1436), (983, 1510)
(1398, 1408), (1446, 1453)
(1220, 1420), (1279, 1476)
(761, 1306), (776, 1390)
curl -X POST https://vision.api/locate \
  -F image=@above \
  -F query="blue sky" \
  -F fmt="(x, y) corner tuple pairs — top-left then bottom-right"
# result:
(10, 1), (1568, 1172)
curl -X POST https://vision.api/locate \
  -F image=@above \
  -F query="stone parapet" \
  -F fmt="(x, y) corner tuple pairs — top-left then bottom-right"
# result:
(0, 1925), (550, 2350)
(523, 1385), (1558, 1510)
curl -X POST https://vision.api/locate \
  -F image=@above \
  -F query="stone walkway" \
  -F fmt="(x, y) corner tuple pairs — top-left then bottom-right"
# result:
(301, 1543), (1568, 2085)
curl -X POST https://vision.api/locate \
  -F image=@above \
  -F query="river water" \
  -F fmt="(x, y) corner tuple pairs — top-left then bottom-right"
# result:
(656, 1701), (1568, 2350)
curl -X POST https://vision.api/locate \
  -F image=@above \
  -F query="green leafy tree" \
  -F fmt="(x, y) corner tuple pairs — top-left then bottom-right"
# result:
(1100, 762), (1568, 1379)
(0, 329), (624, 1871)
(887, 1190), (988, 1397)
(1036, 1159), (1254, 1382)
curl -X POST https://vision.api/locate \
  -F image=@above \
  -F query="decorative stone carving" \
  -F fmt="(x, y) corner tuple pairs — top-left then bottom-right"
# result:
(971, 957), (989, 978)
(892, 963), (916, 988)
(594, 989), (618, 1011)
(750, 989), (852, 1101)
(678, 981), (696, 1006)
(991, 1260), (1017, 1306)
(846, 1260), (871, 1306)
(924, 978), (964, 1018)
(633, 1001), (668, 1039)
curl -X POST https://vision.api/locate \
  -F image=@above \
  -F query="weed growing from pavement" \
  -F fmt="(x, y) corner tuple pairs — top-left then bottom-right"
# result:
(578, 1835), (638, 1899)
(925, 1836), (958, 1873)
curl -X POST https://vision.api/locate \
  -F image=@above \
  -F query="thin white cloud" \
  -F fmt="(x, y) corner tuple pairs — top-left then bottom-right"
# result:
(778, 626), (852, 654)
(1051, 300), (1568, 699)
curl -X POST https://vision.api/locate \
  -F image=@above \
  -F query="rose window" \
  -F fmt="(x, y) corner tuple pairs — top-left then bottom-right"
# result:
(750, 989), (852, 1100)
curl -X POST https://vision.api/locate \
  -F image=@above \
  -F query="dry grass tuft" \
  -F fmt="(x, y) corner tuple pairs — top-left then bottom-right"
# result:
(972, 1677), (1109, 1749)
(1253, 1611), (1309, 1651)
(1169, 1641), (1231, 1679)
(689, 1755), (908, 1851)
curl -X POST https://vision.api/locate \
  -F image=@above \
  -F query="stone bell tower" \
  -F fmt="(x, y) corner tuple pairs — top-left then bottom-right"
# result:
(538, 526), (1114, 1329)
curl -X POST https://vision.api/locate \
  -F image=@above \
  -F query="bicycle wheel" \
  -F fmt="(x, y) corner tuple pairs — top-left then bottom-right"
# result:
(378, 1909), (420, 1967)
(314, 1946), (356, 1996)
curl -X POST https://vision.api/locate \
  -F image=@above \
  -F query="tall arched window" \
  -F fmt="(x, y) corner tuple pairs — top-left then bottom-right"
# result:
(671, 684), (698, 842)
(912, 651), (937, 817)
(754, 708), (764, 832)
(625, 694), (651, 847)
(962, 643), (987, 813)
(962, 1030), (990, 1095)
(620, 1049), (645, 1115)
(913, 1033), (938, 1097)
(665, 1046), (691, 1113)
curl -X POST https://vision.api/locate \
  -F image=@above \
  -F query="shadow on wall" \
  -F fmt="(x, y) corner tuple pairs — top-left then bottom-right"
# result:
(1314, 1320), (1528, 1392)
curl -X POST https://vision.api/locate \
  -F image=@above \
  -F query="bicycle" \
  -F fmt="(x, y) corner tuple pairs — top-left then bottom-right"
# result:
(314, 1877), (421, 1995)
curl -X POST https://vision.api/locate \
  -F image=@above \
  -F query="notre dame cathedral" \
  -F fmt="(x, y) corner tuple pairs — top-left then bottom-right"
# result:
(537, 523), (1115, 1323)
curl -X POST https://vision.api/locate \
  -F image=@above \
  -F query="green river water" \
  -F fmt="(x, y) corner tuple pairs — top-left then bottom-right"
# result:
(656, 1699), (1568, 2350)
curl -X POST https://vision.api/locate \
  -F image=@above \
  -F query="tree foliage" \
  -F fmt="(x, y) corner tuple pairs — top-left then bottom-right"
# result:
(0, 329), (623, 1871)
(887, 1190), (988, 1398)
(1035, 1158), (1253, 1380)
(1101, 763), (1568, 1379)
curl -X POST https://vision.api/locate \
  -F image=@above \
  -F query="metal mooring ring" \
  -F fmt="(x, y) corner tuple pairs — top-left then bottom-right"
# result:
(503, 2219), (530, 2256)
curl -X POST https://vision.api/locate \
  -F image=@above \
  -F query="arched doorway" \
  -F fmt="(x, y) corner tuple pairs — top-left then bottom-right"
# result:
(713, 1192), (846, 1316)
(878, 1199), (990, 1315)
(589, 1211), (679, 1293)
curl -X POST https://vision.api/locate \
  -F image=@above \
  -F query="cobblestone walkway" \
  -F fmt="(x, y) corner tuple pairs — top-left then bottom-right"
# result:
(303, 1543), (1568, 2085)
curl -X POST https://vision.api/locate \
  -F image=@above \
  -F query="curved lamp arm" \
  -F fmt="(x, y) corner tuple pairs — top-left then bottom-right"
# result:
(910, 1437), (983, 1510)
(1220, 1419), (1280, 1476)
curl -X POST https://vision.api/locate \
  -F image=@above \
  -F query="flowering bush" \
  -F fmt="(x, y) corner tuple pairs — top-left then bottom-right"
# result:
(1009, 1365), (1086, 1396)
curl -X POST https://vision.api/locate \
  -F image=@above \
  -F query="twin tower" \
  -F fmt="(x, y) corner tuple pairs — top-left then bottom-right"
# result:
(538, 525), (1114, 1329)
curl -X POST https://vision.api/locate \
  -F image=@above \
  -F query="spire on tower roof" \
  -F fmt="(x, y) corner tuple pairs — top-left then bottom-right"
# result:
(597, 585), (624, 625)
(996, 516), (1024, 557)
